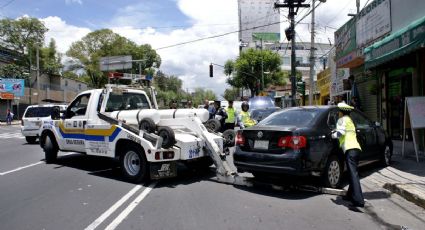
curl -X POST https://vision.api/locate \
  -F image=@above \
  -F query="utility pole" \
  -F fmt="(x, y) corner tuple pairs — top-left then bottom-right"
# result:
(356, 0), (360, 14)
(309, 0), (315, 105)
(36, 46), (40, 104)
(260, 38), (264, 92)
(275, 0), (310, 106)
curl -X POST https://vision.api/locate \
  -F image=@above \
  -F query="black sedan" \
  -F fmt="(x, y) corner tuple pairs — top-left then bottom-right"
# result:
(233, 106), (393, 188)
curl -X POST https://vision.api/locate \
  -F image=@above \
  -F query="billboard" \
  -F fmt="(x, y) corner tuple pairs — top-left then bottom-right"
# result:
(335, 18), (357, 61)
(100, 55), (132, 71)
(0, 78), (25, 97)
(356, 0), (391, 48)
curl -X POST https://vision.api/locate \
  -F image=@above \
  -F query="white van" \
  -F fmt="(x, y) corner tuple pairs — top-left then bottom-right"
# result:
(21, 104), (67, 144)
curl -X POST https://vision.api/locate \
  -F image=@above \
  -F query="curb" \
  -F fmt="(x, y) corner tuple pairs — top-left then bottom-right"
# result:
(383, 183), (425, 210)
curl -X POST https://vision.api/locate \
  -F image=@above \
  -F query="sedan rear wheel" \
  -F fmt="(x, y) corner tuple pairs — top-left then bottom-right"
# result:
(323, 155), (343, 188)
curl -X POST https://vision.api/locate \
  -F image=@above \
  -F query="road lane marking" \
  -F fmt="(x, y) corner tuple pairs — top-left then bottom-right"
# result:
(104, 181), (157, 230)
(0, 161), (43, 176)
(84, 185), (144, 230)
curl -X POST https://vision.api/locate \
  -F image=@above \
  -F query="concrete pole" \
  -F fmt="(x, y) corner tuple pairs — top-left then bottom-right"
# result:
(36, 46), (40, 104)
(309, 0), (316, 105)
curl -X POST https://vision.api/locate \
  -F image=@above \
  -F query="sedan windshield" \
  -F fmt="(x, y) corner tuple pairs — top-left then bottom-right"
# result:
(258, 108), (321, 127)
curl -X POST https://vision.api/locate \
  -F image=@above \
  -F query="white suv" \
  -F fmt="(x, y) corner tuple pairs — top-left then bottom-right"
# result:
(21, 104), (67, 144)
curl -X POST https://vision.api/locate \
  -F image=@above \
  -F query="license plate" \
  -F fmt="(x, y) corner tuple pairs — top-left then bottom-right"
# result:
(254, 140), (269, 149)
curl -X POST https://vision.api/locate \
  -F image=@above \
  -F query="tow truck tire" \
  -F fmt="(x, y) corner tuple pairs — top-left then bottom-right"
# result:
(322, 154), (343, 189)
(42, 133), (58, 164)
(222, 129), (236, 147)
(205, 119), (221, 133)
(139, 118), (156, 133)
(120, 144), (148, 183)
(158, 126), (175, 149)
(25, 136), (37, 144)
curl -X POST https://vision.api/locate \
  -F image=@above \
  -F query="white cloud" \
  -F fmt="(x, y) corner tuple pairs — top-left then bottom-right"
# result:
(65, 0), (82, 5)
(36, 0), (366, 97)
(40, 16), (91, 53)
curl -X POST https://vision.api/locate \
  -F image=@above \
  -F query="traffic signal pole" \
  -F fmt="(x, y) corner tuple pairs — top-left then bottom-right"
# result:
(275, 0), (310, 107)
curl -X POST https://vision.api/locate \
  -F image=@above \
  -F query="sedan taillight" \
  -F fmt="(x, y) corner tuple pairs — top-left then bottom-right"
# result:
(277, 136), (307, 149)
(235, 132), (245, 146)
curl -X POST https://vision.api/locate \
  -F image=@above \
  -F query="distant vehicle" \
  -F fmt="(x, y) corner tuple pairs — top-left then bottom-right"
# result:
(248, 96), (279, 121)
(21, 104), (67, 144)
(233, 106), (393, 188)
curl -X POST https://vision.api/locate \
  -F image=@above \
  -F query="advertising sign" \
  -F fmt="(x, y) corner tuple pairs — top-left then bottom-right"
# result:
(330, 68), (350, 97)
(252, 32), (281, 42)
(356, 0), (391, 48)
(100, 55), (132, 71)
(335, 18), (356, 61)
(0, 78), (25, 97)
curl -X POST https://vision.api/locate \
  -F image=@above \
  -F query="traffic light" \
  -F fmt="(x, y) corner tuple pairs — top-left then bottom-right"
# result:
(209, 64), (213, 77)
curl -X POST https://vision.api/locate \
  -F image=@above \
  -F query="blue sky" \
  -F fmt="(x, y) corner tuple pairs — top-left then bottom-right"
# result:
(0, 0), (365, 96)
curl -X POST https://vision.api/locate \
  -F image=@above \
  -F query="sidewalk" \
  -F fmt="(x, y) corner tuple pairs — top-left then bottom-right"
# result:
(363, 140), (425, 209)
(0, 120), (21, 126)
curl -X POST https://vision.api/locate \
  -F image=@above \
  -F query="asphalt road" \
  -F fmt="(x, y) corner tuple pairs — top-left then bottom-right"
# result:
(1, 125), (425, 230)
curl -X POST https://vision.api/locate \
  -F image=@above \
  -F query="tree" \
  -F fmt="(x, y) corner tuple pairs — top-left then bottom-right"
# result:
(40, 39), (63, 76)
(0, 64), (26, 78)
(191, 88), (216, 106)
(0, 17), (48, 78)
(66, 29), (161, 87)
(223, 87), (239, 101)
(224, 48), (287, 97)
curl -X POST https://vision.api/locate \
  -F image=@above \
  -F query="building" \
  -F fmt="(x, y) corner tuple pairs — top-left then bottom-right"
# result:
(334, 0), (425, 141)
(264, 42), (332, 104)
(238, 0), (281, 50)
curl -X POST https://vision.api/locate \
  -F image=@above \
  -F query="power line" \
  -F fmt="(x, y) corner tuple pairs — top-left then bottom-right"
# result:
(155, 18), (288, 50)
(0, 0), (15, 9)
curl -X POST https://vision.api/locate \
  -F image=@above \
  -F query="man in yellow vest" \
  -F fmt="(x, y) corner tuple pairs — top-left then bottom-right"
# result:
(332, 102), (365, 207)
(224, 100), (237, 130)
(238, 101), (256, 129)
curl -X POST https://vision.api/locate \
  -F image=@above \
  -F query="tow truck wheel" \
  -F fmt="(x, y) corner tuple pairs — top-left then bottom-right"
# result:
(139, 118), (156, 133)
(120, 144), (148, 183)
(42, 133), (58, 164)
(205, 119), (221, 133)
(158, 127), (175, 149)
(222, 129), (236, 147)
(25, 136), (37, 144)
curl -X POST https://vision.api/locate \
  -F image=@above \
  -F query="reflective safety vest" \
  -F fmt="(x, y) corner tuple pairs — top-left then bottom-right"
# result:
(336, 115), (362, 153)
(225, 107), (236, 123)
(240, 111), (256, 128)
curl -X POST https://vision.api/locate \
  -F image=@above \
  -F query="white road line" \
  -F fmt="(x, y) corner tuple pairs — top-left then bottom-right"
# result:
(105, 181), (158, 230)
(84, 185), (144, 230)
(0, 161), (43, 176)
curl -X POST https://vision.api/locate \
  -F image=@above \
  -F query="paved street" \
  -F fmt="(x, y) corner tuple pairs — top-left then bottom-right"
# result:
(1, 125), (425, 230)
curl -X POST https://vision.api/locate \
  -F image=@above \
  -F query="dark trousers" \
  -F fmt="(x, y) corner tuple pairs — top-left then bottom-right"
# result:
(346, 149), (365, 206)
(224, 123), (235, 131)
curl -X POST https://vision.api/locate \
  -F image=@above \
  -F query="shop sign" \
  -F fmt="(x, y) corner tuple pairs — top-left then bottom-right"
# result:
(0, 78), (25, 97)
(356, 0), (391, 48)
(317, 69), (331, 96)
(331, 68), (350, 96)
(252, 32), (280, 42)
(0, 92), (14, 100)
(335, 18), (357, 61)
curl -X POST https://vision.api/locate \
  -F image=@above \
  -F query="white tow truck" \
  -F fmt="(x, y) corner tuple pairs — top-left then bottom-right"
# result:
(39, 84), (246, 185)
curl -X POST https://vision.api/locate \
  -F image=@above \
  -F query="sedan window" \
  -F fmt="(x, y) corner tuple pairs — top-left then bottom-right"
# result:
(350, 111), (371, 129)
(259, 109), (320, 127)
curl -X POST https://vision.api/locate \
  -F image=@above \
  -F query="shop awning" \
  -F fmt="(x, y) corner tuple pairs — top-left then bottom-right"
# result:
(364, 16), (425, 69)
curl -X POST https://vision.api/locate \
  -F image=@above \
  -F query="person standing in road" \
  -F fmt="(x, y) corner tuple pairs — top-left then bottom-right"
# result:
(213, 100), (227, 132)
(238, 101), (256, 129)
(186, 100), (194, 109)
(332, 102), (365, 208)
(6, 109), (13, 125)
(224, 100), (237, 130)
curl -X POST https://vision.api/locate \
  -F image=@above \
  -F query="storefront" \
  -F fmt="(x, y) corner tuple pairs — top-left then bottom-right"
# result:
(364, 16), (425, 139)
(317, 68), (331, 105)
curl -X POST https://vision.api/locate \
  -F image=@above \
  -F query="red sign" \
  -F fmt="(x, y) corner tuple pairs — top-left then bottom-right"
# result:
(0, 92), (14, 100)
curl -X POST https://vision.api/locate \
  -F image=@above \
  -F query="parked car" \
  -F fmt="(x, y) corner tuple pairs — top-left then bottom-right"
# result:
(248, 96), (280, 121)
(233, 106), (393, 188)
(21, 104), (67, 144)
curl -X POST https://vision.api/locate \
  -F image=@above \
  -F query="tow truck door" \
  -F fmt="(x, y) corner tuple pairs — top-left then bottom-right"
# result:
(60, 93), (91, 152)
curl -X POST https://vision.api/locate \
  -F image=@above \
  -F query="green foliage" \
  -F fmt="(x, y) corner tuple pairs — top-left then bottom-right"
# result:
(40, 39), (63, 76)
(153, 71), (190, 108)
(191, 88), (216, 106)
(224, 48), (287, 97)
(66, 29), (161, 88)
(223, 87), (239, 101)
(0, 64), (26, 78)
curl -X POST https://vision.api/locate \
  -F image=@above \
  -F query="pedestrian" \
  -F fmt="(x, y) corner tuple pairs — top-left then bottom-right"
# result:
(213, 100), (227, 132)
(6, 109), (14, 125)
(332, 102), (365, 208)
(238, 101), (256, 129)
(186, 100), (194, 109)
(349, 75), (361, 111)
(170, 101), (177, 109)
(224, 100), (237, 130)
